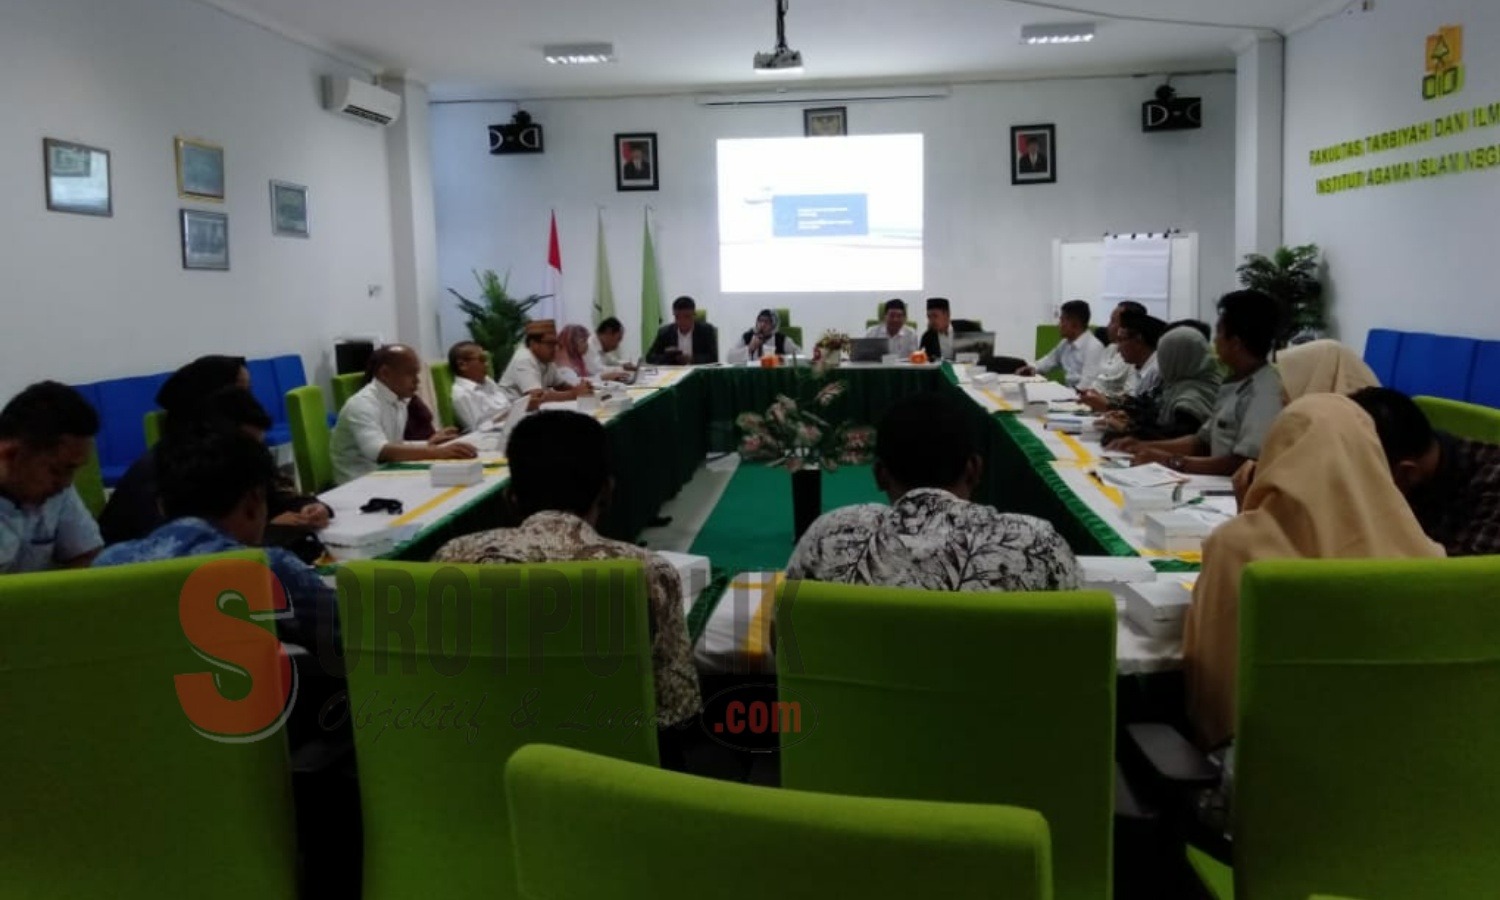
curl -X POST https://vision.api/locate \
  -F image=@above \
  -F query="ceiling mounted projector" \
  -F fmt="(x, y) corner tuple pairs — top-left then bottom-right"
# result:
(1020, 22), (1096, 45)
(753, 0), (804, 74)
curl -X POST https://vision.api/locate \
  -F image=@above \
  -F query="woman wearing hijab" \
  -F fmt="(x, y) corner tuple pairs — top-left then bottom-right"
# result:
(1101, 325), (1221, 444)
(1276, 339), (1379, 402)
(729, 309), (801, 363)
(1184, 393), (1445, 749)
(553, 324), (594, 386)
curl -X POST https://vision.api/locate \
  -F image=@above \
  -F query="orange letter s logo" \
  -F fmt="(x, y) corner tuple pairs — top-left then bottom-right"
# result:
(174, 559), (296, 742)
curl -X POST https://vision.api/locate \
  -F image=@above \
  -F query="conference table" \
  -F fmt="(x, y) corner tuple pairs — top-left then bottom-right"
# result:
(315, 362), (1201, 677)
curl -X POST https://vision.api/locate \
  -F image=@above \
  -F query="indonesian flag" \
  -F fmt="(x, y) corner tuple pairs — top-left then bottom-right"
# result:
(541, 211), (562, 321)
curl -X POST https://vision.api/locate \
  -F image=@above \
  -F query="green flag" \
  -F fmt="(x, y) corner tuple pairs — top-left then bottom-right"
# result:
(591, 210), (616, 327)
(640, 210), (663, 356)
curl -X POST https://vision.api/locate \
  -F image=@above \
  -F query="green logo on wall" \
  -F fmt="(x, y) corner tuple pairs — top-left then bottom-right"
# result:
(1424, 24), (1465, 101)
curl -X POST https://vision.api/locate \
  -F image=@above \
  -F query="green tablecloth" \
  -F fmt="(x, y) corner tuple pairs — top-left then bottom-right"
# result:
(376, 365), (1155, 570)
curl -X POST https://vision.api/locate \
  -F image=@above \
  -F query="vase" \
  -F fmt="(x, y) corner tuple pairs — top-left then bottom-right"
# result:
(791, 466), (823, 543)
(822, 349), (843, 367)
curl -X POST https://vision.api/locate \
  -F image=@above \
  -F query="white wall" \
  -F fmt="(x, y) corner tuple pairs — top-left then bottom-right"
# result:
(1284, 0), (1500, 350)
(0, 0), (399, 399)
(430, 74), (1236, 361)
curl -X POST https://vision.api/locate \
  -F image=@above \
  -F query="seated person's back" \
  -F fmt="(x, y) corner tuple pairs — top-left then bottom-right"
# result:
(787, 392), (1081, 592)
(94, 427), (336, 648)
(0, 382), (104, 574)
(432, 410), (700, 728)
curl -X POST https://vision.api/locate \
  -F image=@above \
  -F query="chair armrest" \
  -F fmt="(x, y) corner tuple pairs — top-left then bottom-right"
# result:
(1126, 722), (1219, 788)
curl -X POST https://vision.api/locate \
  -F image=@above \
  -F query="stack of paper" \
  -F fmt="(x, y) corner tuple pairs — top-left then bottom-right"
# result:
(1098, 463), (1187, 490)
(1021, 381), (1078, 404)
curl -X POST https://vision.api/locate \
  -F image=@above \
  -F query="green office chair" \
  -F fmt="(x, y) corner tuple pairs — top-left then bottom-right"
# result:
(74, 444), (107, 518)
(284, 386), (333, 493)
(143, 409), (164, 448)
(782, 325), (804, 347)
(694, 309), (708, 323)
(777, 581), (1116, 900)
(0, 554), (298, 898)
(331, 372), (364, 410)
(429, 362), (456, 429)
(337, 559), (660, 900)
(1414, 395), (1500, 443)
(1187, 558), (1500, 900)
(1034, 323), (1068, 384)
(507, 744), (1055, 900)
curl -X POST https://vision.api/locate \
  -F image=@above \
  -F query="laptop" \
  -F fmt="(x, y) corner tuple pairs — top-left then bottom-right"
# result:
(850, 337), (890, 363)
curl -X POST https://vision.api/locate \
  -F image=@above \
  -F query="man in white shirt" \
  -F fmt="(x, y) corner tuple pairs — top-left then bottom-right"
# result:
(0, 382), (104, 573)
(864, 298), (920, 358)
(1080, 312), (1165, 413)
(1091, 301), (1149, 398)
(498, 320), (593, 410)
(330, 345), (476, 484)
(1021, 300), (1107, 389)
(584, 318), (634, 381)
(447, 341), (511, 431)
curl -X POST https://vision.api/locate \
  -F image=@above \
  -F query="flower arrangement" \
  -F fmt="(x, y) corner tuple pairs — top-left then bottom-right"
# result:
(815, 329), (852, 353)
(736, 376), (876, 473)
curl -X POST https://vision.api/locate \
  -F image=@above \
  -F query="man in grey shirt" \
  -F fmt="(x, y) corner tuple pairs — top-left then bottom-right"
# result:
(1111, 290), (1285, 476)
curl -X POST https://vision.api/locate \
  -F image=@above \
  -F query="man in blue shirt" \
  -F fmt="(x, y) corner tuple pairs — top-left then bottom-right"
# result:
(0, 382), (104, 574)
(94, 427), (335, 648)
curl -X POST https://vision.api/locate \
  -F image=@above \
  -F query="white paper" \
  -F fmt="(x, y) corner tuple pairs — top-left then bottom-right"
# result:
(1101, 235), (1172, 321)
(1098, 463), (1187, 490)
(1022, 381), (1078, 404)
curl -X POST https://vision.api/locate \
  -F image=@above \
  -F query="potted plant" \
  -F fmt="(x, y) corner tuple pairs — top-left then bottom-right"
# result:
(812, 330), (853, 368)
(447, 269), (552, 375)
(1235, 244), (1325, 347)
(736, 374), (876, 541)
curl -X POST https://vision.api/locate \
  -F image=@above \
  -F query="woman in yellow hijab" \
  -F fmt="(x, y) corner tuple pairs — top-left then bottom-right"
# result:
(1184, 393), (1444, 748)
(1275, 339), (1380, 401)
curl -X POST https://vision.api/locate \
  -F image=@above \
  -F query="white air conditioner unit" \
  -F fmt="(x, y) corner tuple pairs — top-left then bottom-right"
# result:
(322, 77), (403, 127)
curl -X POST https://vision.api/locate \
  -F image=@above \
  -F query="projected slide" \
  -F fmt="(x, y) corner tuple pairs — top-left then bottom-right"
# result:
(717, 134), (923, 293)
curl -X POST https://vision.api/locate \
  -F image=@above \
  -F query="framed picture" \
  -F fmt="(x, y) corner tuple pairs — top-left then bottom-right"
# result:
(614, 133), (658, 192)
(43, 138), (112, 216)
(270, 180), (309, 238)
(176, 137), (225, 201)
(181, 209), (229, 270)
(804, 106), (847, 137)
(1011, 124), (1056, 185)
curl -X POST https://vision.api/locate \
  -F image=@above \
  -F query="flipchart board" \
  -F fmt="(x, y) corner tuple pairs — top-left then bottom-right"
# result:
(1050, 232), (1198, 324)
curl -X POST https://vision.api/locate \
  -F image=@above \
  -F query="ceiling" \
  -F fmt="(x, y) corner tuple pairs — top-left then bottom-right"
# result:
(209, 0), (1329, 101)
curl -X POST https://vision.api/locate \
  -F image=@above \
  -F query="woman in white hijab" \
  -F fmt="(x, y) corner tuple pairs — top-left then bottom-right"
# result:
(1184, 393), (1444, 748)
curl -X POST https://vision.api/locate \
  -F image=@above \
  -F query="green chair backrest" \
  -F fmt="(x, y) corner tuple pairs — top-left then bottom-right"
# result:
(284, 385), (333, 494)
(506, 744), (1054, 900)
(694, 308), (707, 323)
(337, 559), (660, 900)
(774, 306), (792, 326)
(777, 581), (1116, 900)
(0, 554), (297, 897)
(143, 409), (164, 448)
(74, 444), (107, 518)
(429, 361), (456, 429)
(1034, 324), (1068, 383)
(1414, 395), (1500, 443)
(782, 325), (804, 347)
(331, 372), (364, 410)
(1233, 557), (1500, 900)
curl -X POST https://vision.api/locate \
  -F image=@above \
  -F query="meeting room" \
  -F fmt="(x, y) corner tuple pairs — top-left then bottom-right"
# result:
(5, 0), (1500, 897)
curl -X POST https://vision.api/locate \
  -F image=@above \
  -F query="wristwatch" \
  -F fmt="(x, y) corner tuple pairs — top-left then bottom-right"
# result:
(1167, 455), (1186, 471)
